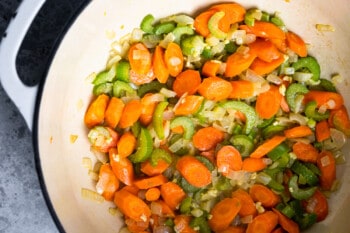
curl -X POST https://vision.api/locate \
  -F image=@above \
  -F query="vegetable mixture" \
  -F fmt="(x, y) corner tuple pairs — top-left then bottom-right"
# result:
(84, 2), (350, 233)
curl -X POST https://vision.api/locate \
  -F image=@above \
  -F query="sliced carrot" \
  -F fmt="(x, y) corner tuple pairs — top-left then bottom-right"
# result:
(315, 120), (331, 142)
(133, 174), (168, 189)
(224, 50), (257, 78)
(172, 69), (201, 97)
(284, 125), (313, 139)
(208, 198), (242, 232)
(255, 85), (282, 119)
(139, 93), (159, 126)
(174, 95), (204, 116)
(271, 227), (284, 233)
(128, 42), (152, 75)
(249, 184), (280, 208)
(197, 76), (233, 101)
(240, 21), (286, 40)
(153, 45), (169, 83)
(121, 185), (139, 196)
(194, 9), (217, 37)
(303, 90), (344, 110)
(248, 38), (281, 62)
(272, 208), (300, 233)
(270, 37), (288, 53)
(250, 135), (286, 158)
(201, 60), (221, 77)
(129, 68), (156, 85)
(152, 200), (176, 218)
(117, 131), (137, 158)
(280, 95), (290, 112)
(249, 53), (285, 76)
(303, 189), (328, 222)
(200, 149), (216, 164)
(242, 157), (267, 172)
(246, 211), (279, 233)
(174, 215), (197, 233)
(114, 189), (151, 221)
(292, 141), (319, 163)
(165, 42), (184, 77)
(105, 97), (125, 129)
(90, 127), (119, 153)
(119, 99), (143, 129)
(329, 105), (350, 137)
(125, 217), (150, 233)
(317, 150), (336, 191)
(216, 145), (243, 176)
(140, 159), (171, 177)
(84, 94), (109, 128)
(160, 181), (186, 210)
(286, 30), (307, 57)
(109, 148), (134, 186)
(171, 125), (185, 134)
(217, 226), (246, 233)
(192, 126), (225, 151)
(176, 155), (212, 188)
(209, 3), (246, 32)
(145, 187), (161, 201)
(96, 163), (119, 201)
(229, 80), (255, 99)
(232, 188), (257, 217)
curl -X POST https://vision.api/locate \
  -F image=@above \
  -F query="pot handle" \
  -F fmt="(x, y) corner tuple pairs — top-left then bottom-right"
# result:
(0, 0), (46, 131)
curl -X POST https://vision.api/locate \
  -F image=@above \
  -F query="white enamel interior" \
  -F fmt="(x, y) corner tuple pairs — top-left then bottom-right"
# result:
(37, 0), (350, 232)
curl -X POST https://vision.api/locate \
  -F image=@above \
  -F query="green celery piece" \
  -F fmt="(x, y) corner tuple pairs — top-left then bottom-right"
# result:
(292, 56), (321, 81)
(170, 116), (195, 140)
(93, 82), (113, 96)
(150, 148), (173, 166)
(208, 11), (227, 39)
(116, 60), (130, 82)
(112, 80), (136, 97)
(285, 83), (309, 113)
(291, 160), (319, 186)
(154, 21), (176, 35)
(230, 134), (254, 158)
(304, 100), (330, 121)
(140, 14), (155, 33)
(153, 101), (169, 140)
(221, 100), (258, 134)
(288, 175), (317, 200)
(129, 127), (153, 163)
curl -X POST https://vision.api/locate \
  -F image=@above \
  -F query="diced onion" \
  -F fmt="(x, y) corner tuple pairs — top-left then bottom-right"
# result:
(118, 227), (131, 233)
(320, 155), (331, 167)
(82, 157), (92, 170)
(81, 188), (104, 203)
(316, 24), (335, 32)
(160, 88), (177, 98)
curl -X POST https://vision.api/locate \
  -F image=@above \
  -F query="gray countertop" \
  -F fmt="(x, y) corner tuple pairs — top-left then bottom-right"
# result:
(0, 1), (87, 232)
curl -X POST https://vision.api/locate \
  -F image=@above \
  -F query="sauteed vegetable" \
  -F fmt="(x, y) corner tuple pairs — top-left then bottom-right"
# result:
(84, 2), (350, 232)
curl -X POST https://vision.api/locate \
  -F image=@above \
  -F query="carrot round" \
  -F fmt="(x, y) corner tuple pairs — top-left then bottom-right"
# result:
(229, 80), (255, 99)
(272, 208), (300, 233)
(216, 145), (243, 176)
(153, 45), (169, 83)
(119, 99), (143, 129)
(125, 218), (149, 233)
(133, 174), (168, 189)
(96, 163), (119, 201)
(194, 9), (217, 37)
(84, 94), (109, 128)
(172, 69), (201, 97)
(117, 131), (137, 158)
(105, 97), (125, 129)
(317, 150), (336, 191)
(128, 42), (152, 75)
(208, 197), (242, 232)
(224, 50), (257, 78)
(109, 148), (134, 185)
(250, 135), (286, 158)
(140, 159), (170, 177)
(249, 184), (280, 208)
(292, 141), (318, 163)
(232, 188), (257, 217)
(139, 93), (159, 126)
(192, 126), (225, 151)
(114, 189), (151, 221)
(145, 187), (161, 201)
(303, 189), (328, 222)
(197, 76), (233, 101)
(315, 120), (331, 142)
(303, 90), (344, 110)
(249, 53), (285, 76)
(201, 60), (221, 77)
(129, 68), (156, 85)
(209, 3), (246, 32)
(176, 155), (212, 188)
(160, 181), (186, 210)
(242, 157), (267, 172)
(286, 30), (307, 57)
(174, 215), (197, 233)
(248, 38), (281, 62)
(240, 21), (286, 40)
(174, 95), (204, 116)
(165, 42), (184, 77)
(255, 85), (282, 119)
(284, 125), (313, 139)
(246, 211), (279, 233)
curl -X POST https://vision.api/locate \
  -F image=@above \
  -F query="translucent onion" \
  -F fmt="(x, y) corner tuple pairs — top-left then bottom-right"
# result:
(151, 201), (163, 216)
(266, 73), (283, 85)
(289, 113), (308, 125)
(323, 128), (347, 150)
(153, 226), (173, 233)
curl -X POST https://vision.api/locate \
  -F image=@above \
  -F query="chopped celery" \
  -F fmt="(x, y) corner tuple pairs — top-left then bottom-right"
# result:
(181, 35), (205, 57)
(137, 80), (166, 97)
(267, 142), (290, 161)
(208, 11), (227, 39)
(154, 21), (176, 35)
(150, 148), (172, 166)
(93, 65), (116, 85)
(304, 100), (330, 121)
(292, 56), (321, 81)
(112, 80), (136, 97)
(195, 156), (215, 171)
(140, 14), (155, 33)
(230, 134), (254, 157)
(116, 60), (130, 82)
(288, 175), (317, 200)
(291, 161), (319, 186)
(172, 26), (194, 43)
(153, 101), (169, 139)
(129, 127), (153, 163)
(93, 82), (113, 96)
(170, 116), (195, 140)
(285, 83), (309, 113)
